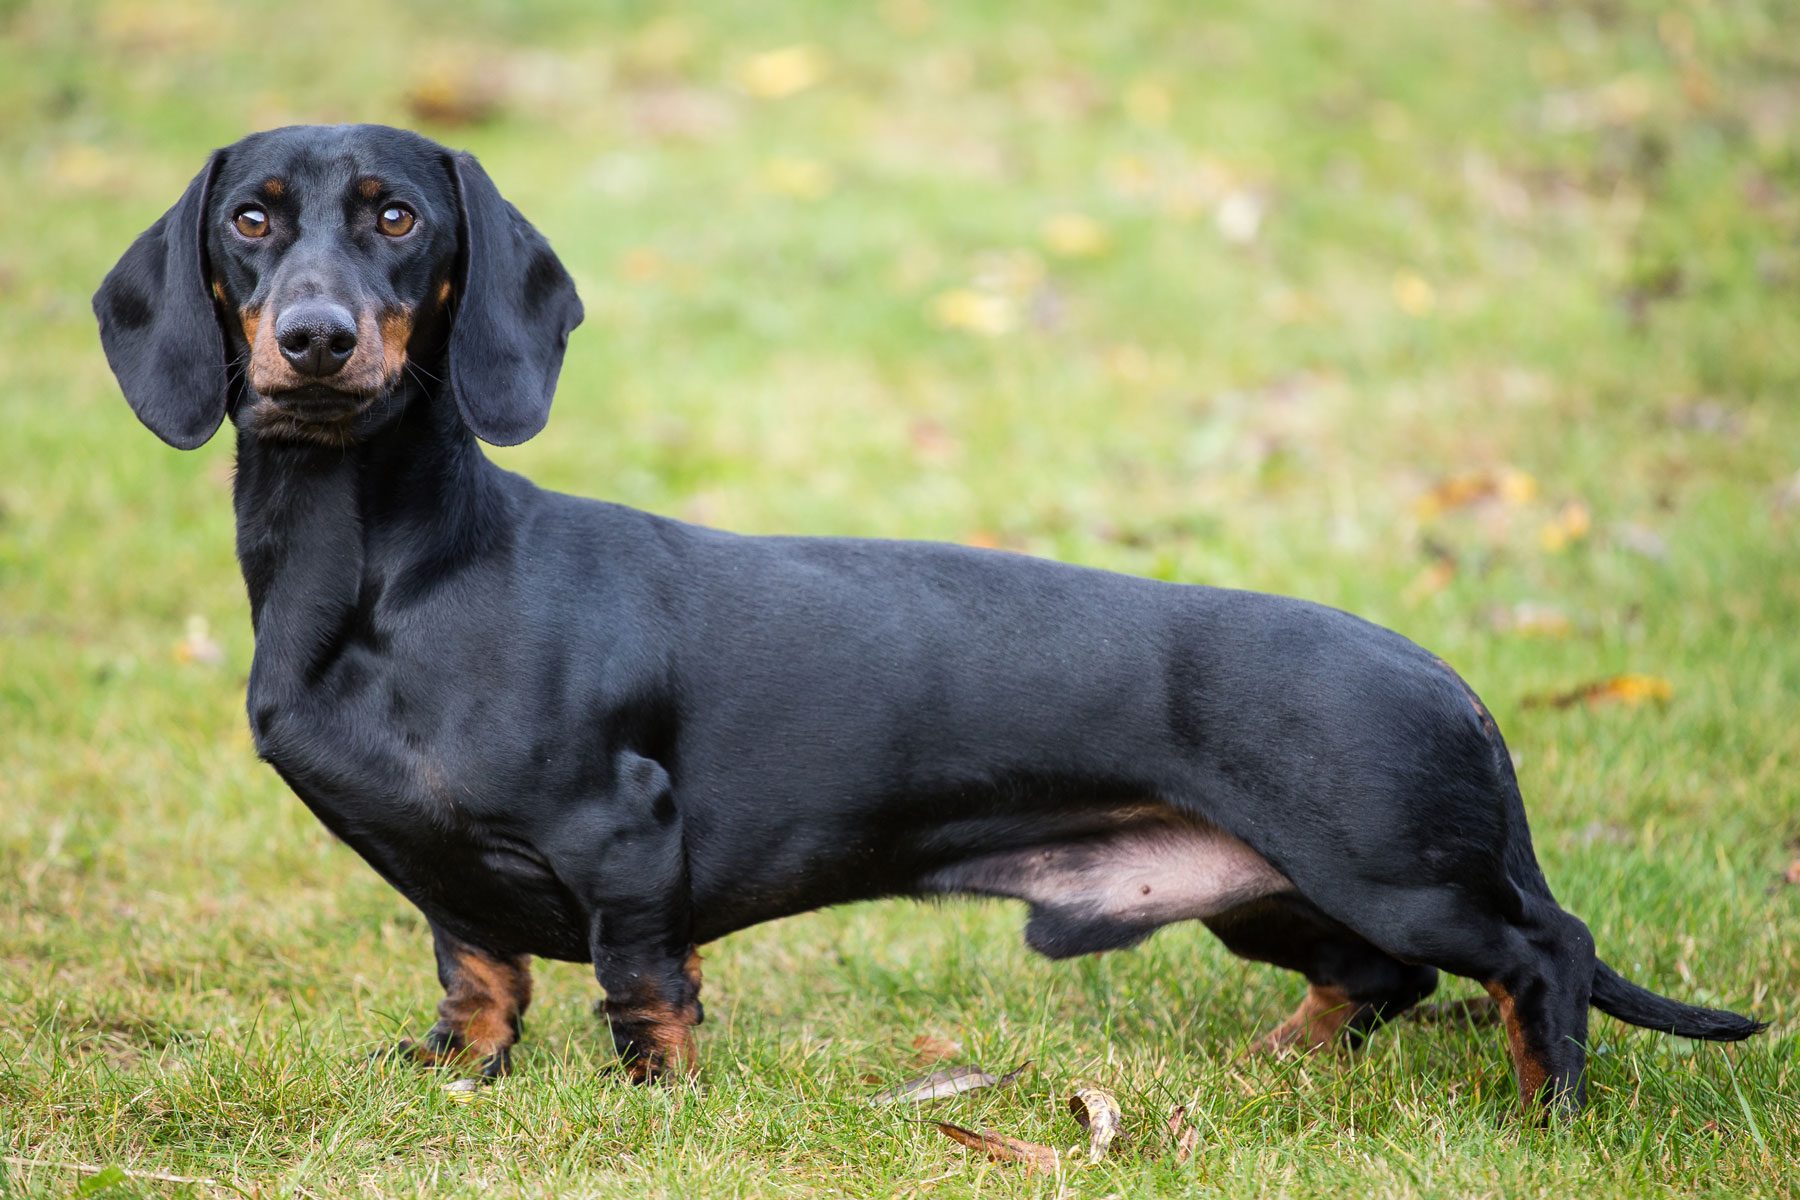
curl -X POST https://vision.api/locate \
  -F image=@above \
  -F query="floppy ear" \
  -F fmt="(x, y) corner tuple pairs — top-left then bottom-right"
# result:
(93, 151), (230, 450)
(446, 152), (584, 446)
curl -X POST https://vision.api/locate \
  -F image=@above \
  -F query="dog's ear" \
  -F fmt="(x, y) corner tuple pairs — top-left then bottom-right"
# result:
(445, 152), (584, 446)
(93, 151), (230, 450)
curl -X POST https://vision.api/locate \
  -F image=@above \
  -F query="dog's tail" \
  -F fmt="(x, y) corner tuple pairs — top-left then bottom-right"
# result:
(1590, 960), (1766, 1041)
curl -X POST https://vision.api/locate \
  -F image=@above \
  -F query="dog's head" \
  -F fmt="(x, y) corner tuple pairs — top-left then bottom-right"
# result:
(94, 124), (583, 449)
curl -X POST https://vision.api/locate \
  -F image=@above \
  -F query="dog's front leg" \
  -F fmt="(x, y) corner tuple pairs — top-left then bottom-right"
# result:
(570, 754), (703, 1083)
(394, 923), (532, 1079)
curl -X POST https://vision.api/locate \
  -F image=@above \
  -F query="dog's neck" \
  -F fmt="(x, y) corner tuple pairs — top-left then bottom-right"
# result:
(232, 380), (514, 691)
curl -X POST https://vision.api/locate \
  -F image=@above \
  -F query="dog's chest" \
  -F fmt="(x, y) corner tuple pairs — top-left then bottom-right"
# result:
(248, 687), (593, 960)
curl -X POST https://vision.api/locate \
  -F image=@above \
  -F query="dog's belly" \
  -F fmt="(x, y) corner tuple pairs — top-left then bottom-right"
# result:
(921, 807), (1293, 958)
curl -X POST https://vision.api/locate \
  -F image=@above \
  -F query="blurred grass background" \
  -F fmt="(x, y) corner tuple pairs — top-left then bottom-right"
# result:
(2, 0), (1798, 1195)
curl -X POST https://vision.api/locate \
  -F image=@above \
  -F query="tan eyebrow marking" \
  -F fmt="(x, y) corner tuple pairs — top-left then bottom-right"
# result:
(357, 176), (384, 199)
(262, 177), (285, 198)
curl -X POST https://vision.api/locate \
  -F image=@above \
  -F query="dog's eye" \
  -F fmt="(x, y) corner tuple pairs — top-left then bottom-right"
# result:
(233, 207), (270, 238)
(377, 205), (416, 238)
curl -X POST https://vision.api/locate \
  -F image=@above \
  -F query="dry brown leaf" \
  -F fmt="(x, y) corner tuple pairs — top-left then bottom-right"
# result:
(910, 1032), (963, 1063)
(933, 1122), (1059, 1172)
(1413, 468), (1537, 519)
(405, 65), (505, 128)
(1068, 1084), (1124, 1163)
(1166, 1104), (1199, 1164)
(1523, 674), (1673, 711)
(871, 1061), (1030, 1104)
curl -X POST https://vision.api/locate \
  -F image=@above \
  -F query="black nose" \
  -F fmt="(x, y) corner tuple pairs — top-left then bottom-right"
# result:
(274, 301), (358, 378)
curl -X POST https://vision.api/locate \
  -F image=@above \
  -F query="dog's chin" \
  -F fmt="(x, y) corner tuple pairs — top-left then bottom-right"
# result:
(245, 385), (383, 447)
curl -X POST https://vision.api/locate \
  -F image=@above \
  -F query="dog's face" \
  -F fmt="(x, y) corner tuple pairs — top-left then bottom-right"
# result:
(208, 126), (459, 444)
(95, 124), (583, 450)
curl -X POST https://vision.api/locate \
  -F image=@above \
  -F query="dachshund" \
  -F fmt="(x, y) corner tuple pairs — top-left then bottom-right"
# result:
(94, 124), (1762, 1113)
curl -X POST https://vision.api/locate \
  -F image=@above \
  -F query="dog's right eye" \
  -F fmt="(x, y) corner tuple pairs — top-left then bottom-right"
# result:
(233, 208), (270, 238)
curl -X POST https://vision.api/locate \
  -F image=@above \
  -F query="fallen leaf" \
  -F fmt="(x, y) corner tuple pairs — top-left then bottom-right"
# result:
(406, 63), (505, 128)
(174, 615), (224, 666)
(933, 1121), (1059, 1172)
(928, 288), (1016, 336)
(911, 1032), (963, 1063)
(736, 44), (827, 99)
(1393, 271), (1435, 316)
(1523, 674), (1673, 711)
(1539, 501), (1592, 551)
(1040, 212), (1110, 259)
(872, 1061), (1030, 1104)
(1166, 1104), (1199, 1164)
(1413, 468), (1538, 518)
(1068, 1084), (1124, 1163)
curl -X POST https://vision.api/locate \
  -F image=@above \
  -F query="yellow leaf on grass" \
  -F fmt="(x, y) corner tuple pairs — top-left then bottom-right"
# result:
(1525, 674), (1673, 710)
(1539, 501), (1592, 551)
(1040, 212), (1110, 259)
(929, 288), (1016, 336)
(1393, 271), (1436, 316)
(737, 45), (827, 99)
(1413, 468), (1538, 519)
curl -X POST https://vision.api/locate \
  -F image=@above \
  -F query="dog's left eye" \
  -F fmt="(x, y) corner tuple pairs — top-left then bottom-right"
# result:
(377, 205), (416, 238)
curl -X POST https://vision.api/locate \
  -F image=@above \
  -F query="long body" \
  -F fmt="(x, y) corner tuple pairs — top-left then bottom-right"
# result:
(238, 398), (1499, 960)
(97, 123), (1761, 1111)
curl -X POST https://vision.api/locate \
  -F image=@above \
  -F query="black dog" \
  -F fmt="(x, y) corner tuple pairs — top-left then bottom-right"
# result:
(95, 124), (1760, 1112)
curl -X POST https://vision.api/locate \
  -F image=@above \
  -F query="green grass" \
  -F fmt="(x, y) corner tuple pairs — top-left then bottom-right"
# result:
(4, 0), (1800, 1194)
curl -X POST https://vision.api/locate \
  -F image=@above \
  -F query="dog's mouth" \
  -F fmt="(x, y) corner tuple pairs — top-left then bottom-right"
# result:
(264, 383), (377, 417)
(246, 384), (386, 446)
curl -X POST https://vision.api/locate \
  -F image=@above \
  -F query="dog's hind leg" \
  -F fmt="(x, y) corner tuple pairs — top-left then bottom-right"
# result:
(395, 924), (533, 1079)
(1205, 894), (1438, 1055)
(1305, 879), (1596, 1115)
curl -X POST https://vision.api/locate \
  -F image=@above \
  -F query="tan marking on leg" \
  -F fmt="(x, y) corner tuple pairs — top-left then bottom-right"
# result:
(604, 953), (703, 1082)
(1484, 981), (1550, 1103)
(409, 949), (532, 1070)
(357, 176), (384, 199)
(1253, 984), (1359, 1056)
(606, 1000), (700, 1082)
